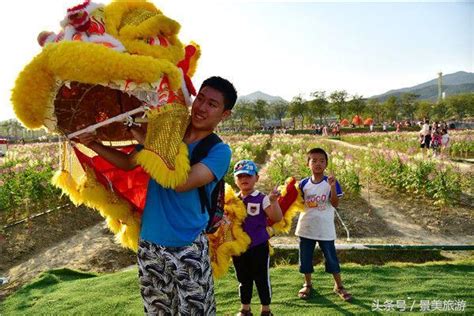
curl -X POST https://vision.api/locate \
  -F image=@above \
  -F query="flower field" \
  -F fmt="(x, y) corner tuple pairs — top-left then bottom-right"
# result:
(0, 143), (63, 222)
(1, 132), (472, 225)
(340, 130), (474, 159)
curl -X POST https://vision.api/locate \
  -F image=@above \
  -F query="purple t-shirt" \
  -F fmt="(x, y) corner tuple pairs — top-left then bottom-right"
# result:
(240, 191), (270, 248)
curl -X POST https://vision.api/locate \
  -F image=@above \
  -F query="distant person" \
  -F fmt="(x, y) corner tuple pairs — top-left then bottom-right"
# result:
(322, 125), (328, 136)
(441, 128), (450, 157)
(369, 123), (374, 132)
(420, 119), (431, 150)
(382, 122), (387, 132)
(431, 128), (442, 157)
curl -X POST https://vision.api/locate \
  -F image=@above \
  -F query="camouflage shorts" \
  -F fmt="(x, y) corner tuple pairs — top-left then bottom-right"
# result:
(137, 233), (216, 315)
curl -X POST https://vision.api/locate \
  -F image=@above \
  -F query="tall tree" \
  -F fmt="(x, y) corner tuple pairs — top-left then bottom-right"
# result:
(329, 90), (348, 121)
(288, 95), (307, 129)
(271, 100), (289, 127)
(414, 100), (434, 120)
(365, 99), (384, 124)
(347, 94), (366, 117)
(431, 101), (449, 121)
(308, 91), (329, 124)
(445, 93), (474, 120)
(400, 93), (419, 121)
(253, 99), (268, 128)
(383, 96), (399, 121)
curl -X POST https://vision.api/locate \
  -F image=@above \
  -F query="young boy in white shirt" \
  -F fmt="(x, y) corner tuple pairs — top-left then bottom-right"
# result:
(296, 148), (352, 301)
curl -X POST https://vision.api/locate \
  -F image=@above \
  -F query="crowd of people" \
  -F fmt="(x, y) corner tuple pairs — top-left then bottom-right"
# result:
(419, 119), (450, 157)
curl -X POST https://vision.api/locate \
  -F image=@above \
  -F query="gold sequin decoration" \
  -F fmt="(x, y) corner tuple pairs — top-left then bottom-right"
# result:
(144, 104), (190, 169)
(120, 8), (156, 28)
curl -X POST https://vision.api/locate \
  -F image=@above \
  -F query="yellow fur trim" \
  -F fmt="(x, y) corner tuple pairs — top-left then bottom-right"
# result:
(271, 177), (304, 234)
(53, 166), (140, 251)
(187, 42), (201, 77)
(121, 38), (184, 65)
(78, 172), (132, 221)
(46, 42), (181, 89)
(120, 14), (180, 38)
(11, 53), (56, 129)
(116, 213), (141, 252)
(105, 0), (161, 38)
(209, 184), (250, 278)
(104, 0), (185, 64)
(51, 170), (83, 206)
(135, 142), (189, 188)
(106, 217), (123, 235)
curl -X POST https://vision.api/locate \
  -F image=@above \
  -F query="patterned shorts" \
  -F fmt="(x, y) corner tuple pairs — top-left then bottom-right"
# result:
(137, 233), (216, 315)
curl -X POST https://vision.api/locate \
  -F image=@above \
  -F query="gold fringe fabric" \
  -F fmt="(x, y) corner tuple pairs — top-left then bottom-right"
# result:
(208, 184), (250, 278)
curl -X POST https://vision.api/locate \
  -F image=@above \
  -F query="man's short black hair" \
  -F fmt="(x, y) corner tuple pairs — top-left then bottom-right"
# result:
(200, 76), (237, 110)
(307, 147), (328, 162)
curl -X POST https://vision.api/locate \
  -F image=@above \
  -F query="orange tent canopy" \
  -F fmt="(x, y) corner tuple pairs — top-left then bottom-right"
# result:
(340, 119), (350, 126)
(352, 115), (363, 126)
(364, 118), (373, 126)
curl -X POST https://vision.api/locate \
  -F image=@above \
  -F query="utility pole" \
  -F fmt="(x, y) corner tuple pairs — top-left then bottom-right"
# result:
(437, 72), (443, 103)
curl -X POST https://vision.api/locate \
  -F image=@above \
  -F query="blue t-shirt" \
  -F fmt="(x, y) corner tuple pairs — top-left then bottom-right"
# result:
(140, 141), (231, 247)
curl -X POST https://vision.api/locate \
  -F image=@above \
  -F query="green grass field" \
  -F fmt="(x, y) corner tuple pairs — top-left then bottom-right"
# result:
(1, 260), (472, 315)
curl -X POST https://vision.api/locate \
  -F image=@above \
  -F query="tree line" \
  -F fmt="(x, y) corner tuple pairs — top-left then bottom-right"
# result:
(226, 91), (474, 129)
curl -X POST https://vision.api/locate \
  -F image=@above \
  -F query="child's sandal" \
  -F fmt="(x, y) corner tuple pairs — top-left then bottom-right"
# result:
(298, 283), (312, 300)
(260, 311), (273, 316)
(334, 286), (352, 301)
(236, 308), (253, 316)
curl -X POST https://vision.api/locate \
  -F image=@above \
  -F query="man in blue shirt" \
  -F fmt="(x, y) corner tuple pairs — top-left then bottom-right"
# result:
(78, 76), (237, 315)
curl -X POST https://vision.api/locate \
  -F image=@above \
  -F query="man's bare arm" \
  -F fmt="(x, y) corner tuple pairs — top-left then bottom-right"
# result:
(175, 163), (215, 192)
(76, 133), (137, 171)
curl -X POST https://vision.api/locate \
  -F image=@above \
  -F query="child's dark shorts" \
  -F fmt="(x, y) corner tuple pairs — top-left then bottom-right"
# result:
(299, 237), (341, 274)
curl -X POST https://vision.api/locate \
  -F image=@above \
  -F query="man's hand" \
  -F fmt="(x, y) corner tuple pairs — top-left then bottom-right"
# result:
(75, 132), (97, 147)
(129, 126), (146, 144)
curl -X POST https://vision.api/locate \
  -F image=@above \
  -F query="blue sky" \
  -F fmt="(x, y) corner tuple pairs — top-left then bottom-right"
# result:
(1, 0), (472, 121)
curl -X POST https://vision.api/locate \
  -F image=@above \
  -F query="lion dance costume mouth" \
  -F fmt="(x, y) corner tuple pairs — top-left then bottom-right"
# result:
(11, 0), (303, 278)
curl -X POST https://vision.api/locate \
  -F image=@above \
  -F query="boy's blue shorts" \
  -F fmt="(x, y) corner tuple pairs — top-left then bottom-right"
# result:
(299, 237), (341, 274)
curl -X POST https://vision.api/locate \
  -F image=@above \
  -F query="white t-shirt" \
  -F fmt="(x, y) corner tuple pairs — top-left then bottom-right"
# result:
(295, 176), (343, 241)
(420, 123), (430, 136)
(441, 134), (449, 146)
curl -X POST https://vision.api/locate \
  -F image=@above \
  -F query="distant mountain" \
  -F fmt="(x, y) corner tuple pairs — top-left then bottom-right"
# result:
(371, 71), (474, 101)
(238, 91), (288, 103)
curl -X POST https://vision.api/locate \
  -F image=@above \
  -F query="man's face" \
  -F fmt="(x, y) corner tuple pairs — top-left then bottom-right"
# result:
(191, 86), (231, 131)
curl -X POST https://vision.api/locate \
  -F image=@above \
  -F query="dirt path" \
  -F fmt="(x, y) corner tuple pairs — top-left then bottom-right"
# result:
(0, 222), (135, 300)
(359, 190), (467, 244)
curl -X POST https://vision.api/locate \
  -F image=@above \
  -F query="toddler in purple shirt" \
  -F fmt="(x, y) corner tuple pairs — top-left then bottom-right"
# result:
(232, 159), (283, 316)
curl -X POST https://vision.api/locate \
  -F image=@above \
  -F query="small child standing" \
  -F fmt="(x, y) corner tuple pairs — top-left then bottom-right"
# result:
(232, 159), (283, 316)
(431, 128), (442, 157)
(441, 128), (450, 157)
(296, 148), (352, 301)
